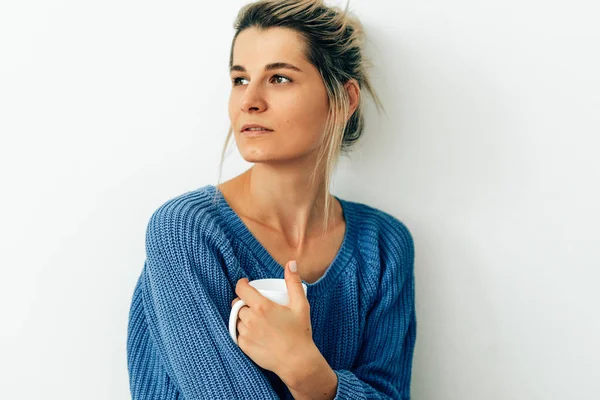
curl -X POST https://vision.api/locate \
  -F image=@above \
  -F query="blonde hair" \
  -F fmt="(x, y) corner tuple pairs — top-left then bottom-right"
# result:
(216, 0), (383, 233)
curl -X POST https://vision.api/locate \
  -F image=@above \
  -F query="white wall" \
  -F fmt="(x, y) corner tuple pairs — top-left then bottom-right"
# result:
(1, 0), (598, 398)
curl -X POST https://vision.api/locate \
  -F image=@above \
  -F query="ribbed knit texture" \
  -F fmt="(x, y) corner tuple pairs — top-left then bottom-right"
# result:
(127, 184), (417, 399)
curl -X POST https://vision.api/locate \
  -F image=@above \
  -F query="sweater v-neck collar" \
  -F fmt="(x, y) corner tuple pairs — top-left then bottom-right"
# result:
(207, 184), (357, 295)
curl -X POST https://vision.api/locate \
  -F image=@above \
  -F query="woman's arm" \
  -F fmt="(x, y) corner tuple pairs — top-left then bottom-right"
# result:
(127, 205), (281, 399)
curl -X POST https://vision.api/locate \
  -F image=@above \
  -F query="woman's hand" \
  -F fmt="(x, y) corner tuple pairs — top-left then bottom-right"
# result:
(231, 260), (317, 384)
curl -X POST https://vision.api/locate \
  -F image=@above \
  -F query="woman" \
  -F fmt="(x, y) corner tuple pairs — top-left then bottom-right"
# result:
(127, 0), (416, 399)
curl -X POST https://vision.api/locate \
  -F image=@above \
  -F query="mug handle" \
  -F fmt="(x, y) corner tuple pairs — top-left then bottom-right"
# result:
(229, 299), (247, 345)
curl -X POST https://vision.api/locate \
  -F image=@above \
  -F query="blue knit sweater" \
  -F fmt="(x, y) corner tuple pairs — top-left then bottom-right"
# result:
(127, 184), (416, 399)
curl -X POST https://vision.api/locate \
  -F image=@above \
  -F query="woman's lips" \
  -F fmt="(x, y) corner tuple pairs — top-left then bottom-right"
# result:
(241, 129), (273, 137)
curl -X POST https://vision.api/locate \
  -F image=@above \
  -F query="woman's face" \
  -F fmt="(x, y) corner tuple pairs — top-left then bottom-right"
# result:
(228, 26), (330, 164)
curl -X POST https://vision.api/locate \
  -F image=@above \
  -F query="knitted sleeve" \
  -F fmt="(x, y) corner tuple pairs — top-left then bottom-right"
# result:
(127, 205), (280, 399)
(332, 218), (417, 399)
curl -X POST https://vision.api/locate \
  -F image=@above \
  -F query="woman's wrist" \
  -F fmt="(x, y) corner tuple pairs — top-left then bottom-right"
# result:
(280, 343), (338, 400)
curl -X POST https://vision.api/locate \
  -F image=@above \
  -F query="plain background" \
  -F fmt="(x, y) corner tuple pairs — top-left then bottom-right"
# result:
(1, 0), (598, 398)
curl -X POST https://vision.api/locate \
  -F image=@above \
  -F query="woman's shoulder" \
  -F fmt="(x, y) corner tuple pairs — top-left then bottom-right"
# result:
(343, 197), (413, 243)
(142, 185), (234, 298)
(145, 184), (225, 244)
(148, 184), (218, 219)
(342, 197), (414, 265)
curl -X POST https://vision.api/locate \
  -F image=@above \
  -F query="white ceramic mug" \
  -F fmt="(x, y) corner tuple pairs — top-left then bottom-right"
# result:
(229, 278), (308, 345)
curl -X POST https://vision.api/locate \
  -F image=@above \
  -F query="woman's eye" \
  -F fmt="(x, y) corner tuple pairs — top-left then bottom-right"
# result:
(232, 77), (248, 86)
(231, 75), (291, 86)
(271, 75), (291, 84)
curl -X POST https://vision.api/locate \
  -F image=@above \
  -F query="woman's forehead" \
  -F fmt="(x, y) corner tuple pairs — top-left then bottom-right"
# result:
(232, 27), (307, 67)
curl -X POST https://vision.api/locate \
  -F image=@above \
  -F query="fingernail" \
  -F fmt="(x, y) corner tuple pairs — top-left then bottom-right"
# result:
(289, 260), (297, 273)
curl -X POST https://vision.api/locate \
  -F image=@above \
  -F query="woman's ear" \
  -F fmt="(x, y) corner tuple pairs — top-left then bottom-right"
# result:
(344, 79), (360, 120)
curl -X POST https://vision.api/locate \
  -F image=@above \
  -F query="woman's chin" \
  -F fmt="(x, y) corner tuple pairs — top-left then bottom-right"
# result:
(239, 150), (276, 163)
(241, 155), (279, 164)
(240, 151), (296, 165)
(238, 144), (278, 161)
(239, 146), (315, 165)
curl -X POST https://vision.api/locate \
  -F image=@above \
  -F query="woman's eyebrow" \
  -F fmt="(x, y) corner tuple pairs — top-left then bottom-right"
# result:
(230, 62), (302, 73)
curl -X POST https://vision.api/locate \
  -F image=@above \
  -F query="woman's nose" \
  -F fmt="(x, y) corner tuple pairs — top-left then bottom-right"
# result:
(240, 84), (267, 113)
